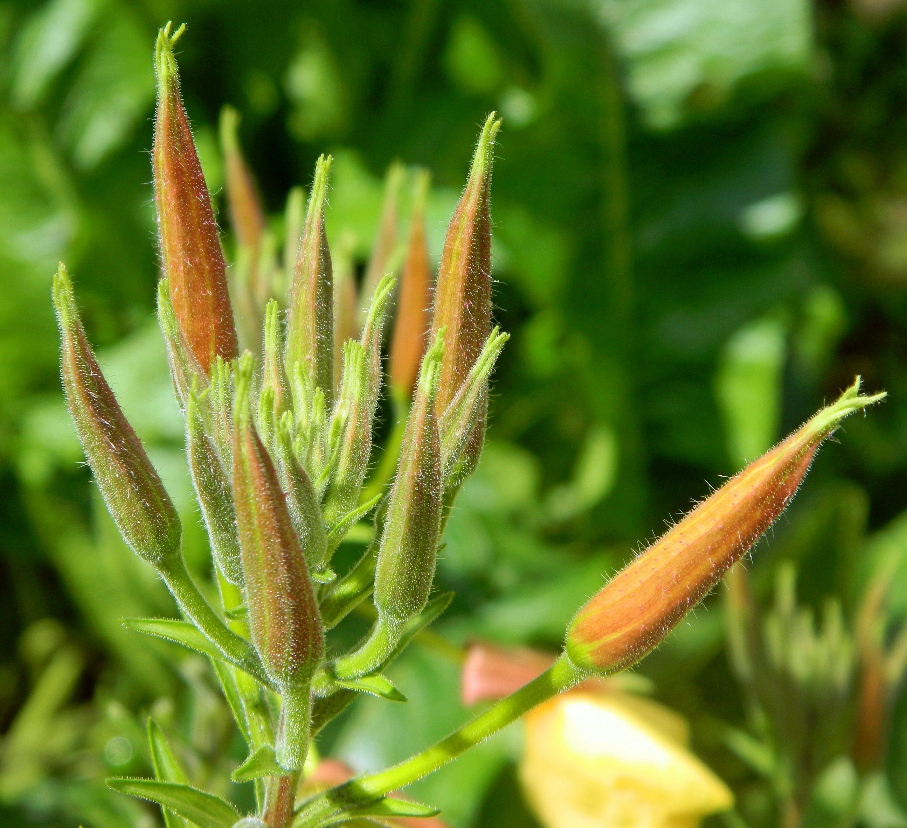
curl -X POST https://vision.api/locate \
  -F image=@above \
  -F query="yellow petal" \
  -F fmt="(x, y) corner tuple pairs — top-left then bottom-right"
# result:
(519, 691), (733, 828)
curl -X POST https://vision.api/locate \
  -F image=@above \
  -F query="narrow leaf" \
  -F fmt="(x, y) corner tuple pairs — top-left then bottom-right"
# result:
(334, 675), (407, 702)
(231, 744), (284, 782)
(107, 779), (239, 828)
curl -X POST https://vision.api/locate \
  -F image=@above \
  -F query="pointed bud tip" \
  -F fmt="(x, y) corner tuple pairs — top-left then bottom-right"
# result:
(219, 105), (240, 154)
(154, 23), (186, 86)
(808, 376), (886, 439)
(470, 113), (502, 180)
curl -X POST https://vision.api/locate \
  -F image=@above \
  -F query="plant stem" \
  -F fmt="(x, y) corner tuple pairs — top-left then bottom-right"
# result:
(160, 557), (263, 676)
(264, 770), (300, 828)
(332, 616), (400, 680)
(293, 654), (586, 826)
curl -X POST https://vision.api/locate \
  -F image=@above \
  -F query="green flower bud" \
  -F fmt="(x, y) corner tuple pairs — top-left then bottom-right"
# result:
(275, 414), (329, 572)
(286, 155), (334, 405)
(439, 327), (509, 490)
(53, 265), (181, 567)
(389, 170), (433, 400)
(233, 360), (325, 689)
(153, 24), (238, 374)
(157, 279), (205, 409)
(374, 332), (445, 624)
(258, 299), (289, 445)
(431, 114), (499, 414)
(566, 379), (885, 675)
(322, 275), (395, 540)
(187, 389), (243, 586)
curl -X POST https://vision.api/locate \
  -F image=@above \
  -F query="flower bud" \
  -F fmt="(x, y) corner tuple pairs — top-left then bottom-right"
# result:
(389, 170), (433, 399)
(431, 114), (499, 414)
(53, 265), (181, 567)
(374, 332), (444, 624)
(187, 389), (243, 586)
(286, 155), (334, 404)
(153, 24), (238, 374)
(157, 278), (205, 409)
(258, 299), (289, 443)
(232, 359), (325, 692)
(566, 379), (885, 675)
(332, 230), (359, 389)
(322, 275), (395, 538)
(220, 105), (266, 254)
(360, 161), (405, 323)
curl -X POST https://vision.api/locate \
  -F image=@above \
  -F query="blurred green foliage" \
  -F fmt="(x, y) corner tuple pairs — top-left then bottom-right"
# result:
(4, 0), (907, 826)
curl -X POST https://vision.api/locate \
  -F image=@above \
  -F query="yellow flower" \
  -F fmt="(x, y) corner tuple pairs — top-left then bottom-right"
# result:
(520, 690), (733, 828)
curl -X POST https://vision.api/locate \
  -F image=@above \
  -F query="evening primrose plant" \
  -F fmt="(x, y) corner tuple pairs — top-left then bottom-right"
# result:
(52, 24), (886, 828)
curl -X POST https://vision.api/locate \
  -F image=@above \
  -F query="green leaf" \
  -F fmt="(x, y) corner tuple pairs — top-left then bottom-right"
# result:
(125, 618), (225, 662)
(335, 674), (407, 702)
(209, 659), (253, 746)
(326, 493), (383, 549)
(147, 720), (191, 828)
(231, 745), (283, 782)
(346, 795), (441, 821)
(388, 592), (455, 664)
(107, 779), (239, 828)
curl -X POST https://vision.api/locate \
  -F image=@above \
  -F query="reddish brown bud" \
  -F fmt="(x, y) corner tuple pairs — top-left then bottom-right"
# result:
(153, 25), (237, 374)
(360, 162), (405, 323)
(567, 380), (885, 674)
(53, 266), (181, 567)
(220, 105), (266, 253)
(232, 362), (324, 691)
(431, 115), (499, 414)
(390, 171), (433, 399)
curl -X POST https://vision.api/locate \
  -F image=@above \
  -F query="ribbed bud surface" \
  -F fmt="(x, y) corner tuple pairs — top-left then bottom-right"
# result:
(287, 155), (334, 403)
(54, 266), (181, 567)
(431, 115), (499, 414)
(566, 380), (885, 674)
(233, 368), (324, 689)
(153, 24), (237, 374)
(375, 333), (444, 623)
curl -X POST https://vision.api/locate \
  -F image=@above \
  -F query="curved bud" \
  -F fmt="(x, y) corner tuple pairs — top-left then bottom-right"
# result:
(390, 170), (433, 399)
(153, 24), (237, 374)
(233, 359), (325, 688)
(53, 266), (181, 567)
(566, 379), (886, 675)
(431, 114), (500, 413)
(287, 155), (334, 405)
(374, 332), (445, 624)
(187, 389), (243, 586)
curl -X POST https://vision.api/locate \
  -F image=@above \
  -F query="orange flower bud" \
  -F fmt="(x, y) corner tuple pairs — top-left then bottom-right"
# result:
(220, 105), (266, 253)
(567, 380), (885, 675)
(153, 24), (238, 374)
(360, 162), (405, 323)
(431, 115), (500, 413)
(390, 170), (432, 399)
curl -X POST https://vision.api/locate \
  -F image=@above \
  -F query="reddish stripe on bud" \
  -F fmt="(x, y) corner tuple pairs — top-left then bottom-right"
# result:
(567, 380), (885, 674)
(431, 115), (499, 413)
(153, 24), (237, 375)
(54, 266), (181, 567)
(390, 171), (432, 398)
(233, 368), (324, 689)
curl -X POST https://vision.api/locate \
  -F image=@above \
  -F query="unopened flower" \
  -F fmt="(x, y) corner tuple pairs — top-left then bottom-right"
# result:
(361, 162), (405, 323)
(232, 359), (324, 768)
(390, 170), (433, 400)
(567, 379), (885, 675)
(153, 24), (237, 374)
(520, 690), (733, 828)
(53, 265), (181, 568)
(374, 332), (445, 625)
(220, 105), (266, 254)
(287, 155), (334, 404)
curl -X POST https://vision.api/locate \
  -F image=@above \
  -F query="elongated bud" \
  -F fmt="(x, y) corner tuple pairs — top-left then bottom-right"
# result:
(187, 389), (243, 586)
(286, 155), (334, 404)
(153, 24), (238, 374)
(232, 357), (325, 690)
(360, 161), (405, 322)
(157, 278), (205, 408)
(439, 327), (509, 489)
(283, 186), (306, 278)
(431, 114), (500, 414)
(220, 105), (266, 252)
(374, 332), (445, 623)
(275, 414), (329, 572)
(566, 379), (886, 675)
(53, 265), (181, 567)
(390, 170), (433, 399)
(322, 275), (395, 538)
(258, 300), (289, 442)
(333, 230), (359, 389)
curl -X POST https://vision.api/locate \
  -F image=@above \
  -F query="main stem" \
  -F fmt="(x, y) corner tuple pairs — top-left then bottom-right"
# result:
(294, 654), (586, 826)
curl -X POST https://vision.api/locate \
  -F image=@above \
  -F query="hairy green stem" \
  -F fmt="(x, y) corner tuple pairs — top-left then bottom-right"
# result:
(294, 654), (586, 826)
(332, 616), (401, 680)
(319, 543), (378, 629)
